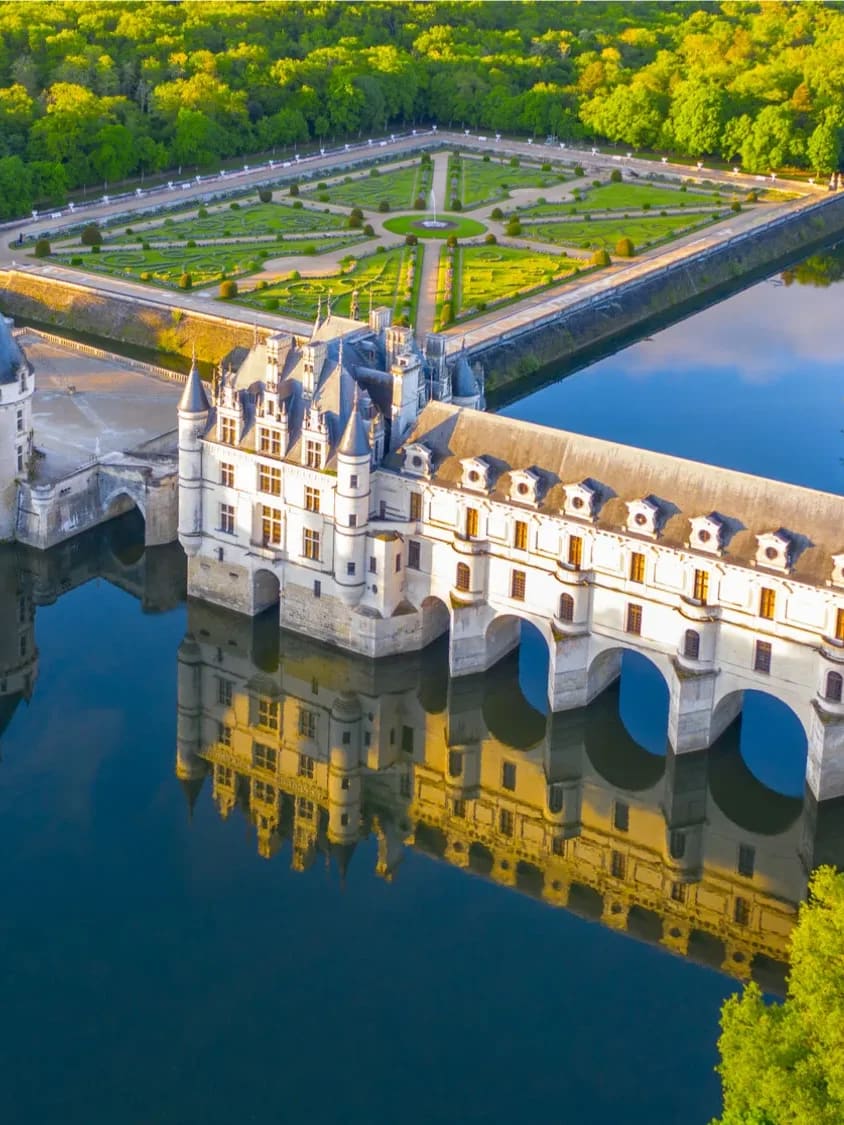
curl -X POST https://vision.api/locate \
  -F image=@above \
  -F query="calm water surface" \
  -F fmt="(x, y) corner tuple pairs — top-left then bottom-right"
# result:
(3, 247), (844, 1125)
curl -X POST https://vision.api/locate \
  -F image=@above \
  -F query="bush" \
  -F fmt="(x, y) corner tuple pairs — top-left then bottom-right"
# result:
(574, 163), (584, 176)
(90, 244), (100, 253)
(289, 269), (301, 280)
(70, 255), (83, 265)
(446, 235), (458, 248)
(746, 189), (758, 202)
(369, 167), (379, 177)
(505, 219), (522, 237)
(256, 279), (268, 290)
(258, 188), (272, 203)
(363, 223), (375, 236)
(289, 182), (299, 196)
(230, 201), (240, 210)
(642, 201), (651, 211)
(477, 300), (487, 311)
(292, 200), (303, 209)
(414, 195), (426, 209)
(163, 218), (174, 226)
(186, 239), (196, 248)
(318, 193), (329, 203)
(420, 152), (431, 165)
(219, 279), (238, 298)
(509, 156), (520, 167)
(139, 271), (150, 281)
(348, 214), (363, 229)
(731, 200), (742, 213)
(615, 237), (634, 257)
(376, 244), (386, 253)
(125, 227), (133, 235)
(482, 154), (490, 162)
(590, 248), (611, 267)
(303, 244), (317, 255)
(679, 184), (687, 192)
(610, 168), (622, 183)
(542, 162), (551, 171)
(264, 296), (279, 310)
(198, 206), (208, 217)
(178, 272), (192, 289)
(34, 237), (51, 257)
(378, 200), (390, 212)
(484, 232), (497, 244)
(142, 240), (150, 250)
(490, 207), (503, 220)
(450, 197), (462, 211)
(405, 233), (418, 245)
(441, 301), (453, 324)
(350, 206), (364, 220)
(592, 180), (601, 188)
(80, 223), (102, 246)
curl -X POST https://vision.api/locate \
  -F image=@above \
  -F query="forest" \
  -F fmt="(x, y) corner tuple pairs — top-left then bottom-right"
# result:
(1, 1), (843, 220)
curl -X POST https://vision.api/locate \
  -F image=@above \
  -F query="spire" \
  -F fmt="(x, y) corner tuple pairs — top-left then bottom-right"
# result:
(179, 775), (205, 821)
(178, 346), (210, 414)
(337, 382), (370, 458)
(312, 294), (322, 338)
(326, 289), (333, 320)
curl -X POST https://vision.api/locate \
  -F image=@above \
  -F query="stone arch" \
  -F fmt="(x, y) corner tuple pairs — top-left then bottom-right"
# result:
(482, 613), (552, 748)
(587, 645), (672, 758)
(253, 568), (280, 617)
(102, 488), (145, 524)
(103, 506), (146, 568)
(711, 688), (808, 798)
(584, 683), (667, 792)
(420, 595), (450, 648)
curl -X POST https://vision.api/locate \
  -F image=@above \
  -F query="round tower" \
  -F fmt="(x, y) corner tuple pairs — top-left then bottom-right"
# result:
(177, 350), (211, 558)
(334, 385), (371, 605)
(327, 691), (362, 849)
(0, 318), (34, 543)
(176, 631), (208, 818)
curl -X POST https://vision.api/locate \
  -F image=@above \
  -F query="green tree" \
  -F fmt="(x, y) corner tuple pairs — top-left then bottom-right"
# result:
(740, 105), (801, 173)
(668, 81), (727, 157)
(0, 156), (33, 219)
(807, 120), (842, 177)
(713, 867), (844, 1125)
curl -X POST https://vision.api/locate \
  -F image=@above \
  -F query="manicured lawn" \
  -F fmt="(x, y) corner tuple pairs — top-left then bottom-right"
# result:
(513, 181), (737, 218)
(456, 244), (581, 315)
(97, 201), (345, 245)
(449, 155), (562, 208)
(520, 212), (722, 251)
(302, 161), (431, 211)
(239, 246), (422, 322)
(382, 213), (486, 239)
(50, 233), (365, 288)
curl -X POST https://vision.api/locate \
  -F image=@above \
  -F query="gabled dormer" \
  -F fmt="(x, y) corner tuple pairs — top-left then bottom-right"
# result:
(459, 456), (491, 492)
(689, 513), (725, 555)
(563, 480), (599, 521)
(626, 496), (662, 539)
(756, 530), (793, 573)
(830, 553), (844, 589)
(509, 469), (541, 507)
(403, 442), (433, 478)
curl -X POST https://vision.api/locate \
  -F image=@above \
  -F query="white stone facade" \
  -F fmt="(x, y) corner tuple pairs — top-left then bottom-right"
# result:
(0, 319), (34, 542)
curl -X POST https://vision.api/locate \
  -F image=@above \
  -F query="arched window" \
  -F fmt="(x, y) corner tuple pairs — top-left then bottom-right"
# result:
(558, 593), (574, 622)
(825, 670), (843, 703)
(683, 629), (700, 659)
(548, 783), (564, 814)
(455, 562), (470, 592)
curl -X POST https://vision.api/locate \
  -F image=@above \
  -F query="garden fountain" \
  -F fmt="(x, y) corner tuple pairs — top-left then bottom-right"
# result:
(421, 188), (449, 230)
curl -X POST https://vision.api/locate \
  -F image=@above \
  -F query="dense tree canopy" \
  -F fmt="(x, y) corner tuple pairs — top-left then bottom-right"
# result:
(713, 866), (844, 1125)
(0, 1), (843, 220)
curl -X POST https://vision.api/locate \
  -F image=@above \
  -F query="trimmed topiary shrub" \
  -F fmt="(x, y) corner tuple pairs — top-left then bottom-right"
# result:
(592, 180), (601, 188)
(219, 279), (238, 298)
(70, 255), (83, 265)
(450, 197), (462, 211)
(258, 188), (272, 203)
(289, 182), (299, 196)
(509, 156), (520, 167)
(142, 240), (150, 250)
(198, 206), (208, 217)
(731, 200), (742, 213)
(369, 167), (380, 177)
(350, 206), (364, 220)
(318, 193), (329, 203)
(590, 249), (611, 267)
(746, 189), (758, 202)
(230, 201), (241, 210)
(363, 223), (375, 236)
(348, 214), (363, 229)
(490, 207), (503, 220)
(505, 219), (522, 237)
(484, 233), (497, 244)
(289, 269), (301, 280)
(256, 279), (268, 290)
(574, 163), (584, 177)
(139, 271), (151, 281)
(642, 201), (651, 211)
(187, 239), (196, 248)
(292, 200), (303, 209)
(34, 238), (51, 257)
(441, 301), (453, 324)
(414, 195), (426, 209)
(90, 244), (100, 253)
(446, 235), (458, 248)
(80, 224), (102, 246)
(264, 296), (279, 310)
(615, 237), (634, 257)
(178, 272), (192, 289)
(405, 233), (418, 245)
(482, 154), (491, 162)
(610, 168), (622, 183)
(378, 200), (390, 212)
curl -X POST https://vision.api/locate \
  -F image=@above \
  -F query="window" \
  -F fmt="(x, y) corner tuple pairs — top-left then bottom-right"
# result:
(298, 710), (316, 739)
(670, 882), (686, 903)
(402, 726), (414, 754)
(836, 608), (844, 641)
(19, 635), (27, 657)
(219, 503), (235, 535)
(396, 554), (402, 572)
(348, 514), (357, 528)
(502, 761), (517, 791)
(610, 850), (626, 879)
(350, 474), (358, 488)
(399, 773), (412, 799)
(826, 671), (843, 702)
(253, 780), (275, 804)
(499, 809), (514, 837)
(217, 677), (233, 706)
(452, 798), (465, 818)
(313, 580), (321, 598)
(305, 486), (320, 513)
(16, 409), (23, 433)
(257, 698), (279, 731)
(16, 447), (24, 472)
(305, 440), (322, 469)
(340, 813), (349, 827)
(259, 427), (281, 456)
(465, 507), (479, 538)
(346, 562), (356, 576)
(738, 844), (755, 878)
(683, 629), (700, 660)
(630, 552), (645, 583)
(369, 556), (377, 574)
(220, 462), (234, 488)
(253, 743), (277, 772)
(558, 593), (574, 622)
(341, 777), (350, 789)
(613, 801), (629, 832)
(693, 569), (709, 603)
(261, 505), (282, 545)
(298, 753), (315, 778)
(408, 540), (420, 570)
(220, 417), (237, 444)
(514, 520), (528, 550)
(552, 837), (566, 857)
(759, 587), (776, 620)
(669, 831), (686, 859)
(258, 465), (281, 496)
(297, 797), (314, 821)
(218, 722), (232, 747)
(303, 529), (320, 561)
(410, 491), (422, 521)
(216, 764), (233, 787)
(379, 501), (387, 519)
(734, 897), (750, 926)
(754, 640), (772, 674)
(568, 535), (583, 569)
(511, 569), (526, 601)
(448, 750), (463, 777)
(626, 603), (642, 636)
(548, 783), (564, 814)
(455, 562), (470, 591)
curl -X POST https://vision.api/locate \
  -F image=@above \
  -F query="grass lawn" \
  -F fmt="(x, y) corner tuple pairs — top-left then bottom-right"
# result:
(382, 213), (486, 239)
(94, 201), (345, 245)
(520, 212), (721, 251)
(449, 155), (562, 208)
(50, 233), (365, 288)
(456, 244), (580, 316)
(239, 246), (422, 322)
(513, 181), (737, 219)
(302, 161), (431, 211)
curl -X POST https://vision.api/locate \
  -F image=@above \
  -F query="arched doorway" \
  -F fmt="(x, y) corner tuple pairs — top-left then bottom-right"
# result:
(253, 569), (280, 617)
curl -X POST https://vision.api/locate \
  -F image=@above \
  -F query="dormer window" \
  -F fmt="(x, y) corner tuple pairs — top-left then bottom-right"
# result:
(689, 514), (725, 554)
(831, 553), (844, 589)
(460, 457), (490, 492)
(563, 481), (598, 520)
(509, 469), (540, 507)
(755, 531), (792, 573)
(403, 443), (432, 478)
(305, 440), (323, 470)
(626, 498), (661, 539)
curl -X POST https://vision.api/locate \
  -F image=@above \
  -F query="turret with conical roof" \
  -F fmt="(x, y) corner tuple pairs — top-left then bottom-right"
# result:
(334, 384), (371, 604)
(177, 346), (211, 558)
(0, 317), (34, 541)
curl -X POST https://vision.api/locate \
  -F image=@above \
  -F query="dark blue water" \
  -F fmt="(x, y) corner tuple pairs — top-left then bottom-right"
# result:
(2, 248), (844, 1125)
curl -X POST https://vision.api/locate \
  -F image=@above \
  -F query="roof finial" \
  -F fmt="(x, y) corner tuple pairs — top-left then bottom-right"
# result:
(191, 340), (197, 365)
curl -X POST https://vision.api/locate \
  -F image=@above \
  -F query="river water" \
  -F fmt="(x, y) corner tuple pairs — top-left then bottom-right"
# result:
(2, 246), (844, 1125)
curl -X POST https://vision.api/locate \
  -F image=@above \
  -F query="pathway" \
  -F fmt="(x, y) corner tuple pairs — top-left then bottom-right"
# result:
(413, 152), (451, 340)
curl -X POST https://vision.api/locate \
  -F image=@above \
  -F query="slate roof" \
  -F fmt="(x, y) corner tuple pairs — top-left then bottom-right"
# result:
(0, 318), (29, 386)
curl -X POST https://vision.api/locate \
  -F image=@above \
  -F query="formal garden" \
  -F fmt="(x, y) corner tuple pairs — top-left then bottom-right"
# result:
(448, 154), (566, 208)
(300, 158), (433, 211)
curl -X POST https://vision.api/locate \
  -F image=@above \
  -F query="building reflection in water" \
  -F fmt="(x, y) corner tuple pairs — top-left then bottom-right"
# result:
(0, 509), (185, 753)
(178, 601), (844, 992)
